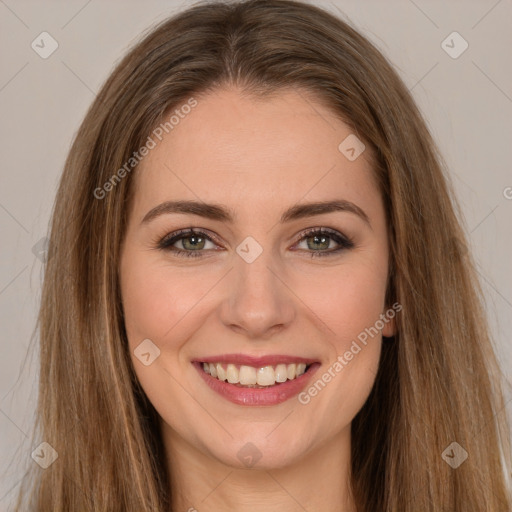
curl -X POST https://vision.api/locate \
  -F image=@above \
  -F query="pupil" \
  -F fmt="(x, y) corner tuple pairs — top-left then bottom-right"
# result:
(184, 235), (204, 250)
(309, 235), (328, 250)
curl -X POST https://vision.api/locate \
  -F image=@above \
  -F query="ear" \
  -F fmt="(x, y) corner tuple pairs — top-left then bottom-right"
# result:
(382, 316), (396, 338)
(381, 301), (401, 338)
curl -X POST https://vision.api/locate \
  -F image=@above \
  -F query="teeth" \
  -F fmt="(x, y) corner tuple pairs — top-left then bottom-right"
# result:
(257, 366), (275, 386)
(275, 364), (288, 383)
(216, 364), (227, 381)
(201, 362), (309, 387)
(239, 365), (257, 385)
(226, 364), (239, 384)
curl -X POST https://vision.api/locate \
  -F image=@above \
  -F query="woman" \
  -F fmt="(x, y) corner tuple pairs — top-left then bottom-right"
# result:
(15, 0), (512, 510)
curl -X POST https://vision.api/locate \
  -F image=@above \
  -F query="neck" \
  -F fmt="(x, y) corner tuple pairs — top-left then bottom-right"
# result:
(162, 424), (357, 512)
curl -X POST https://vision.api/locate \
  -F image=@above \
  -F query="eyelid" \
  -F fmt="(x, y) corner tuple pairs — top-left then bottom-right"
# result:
(156, 227), (222, 249)
(156, 226), (354, 257)
(290, 226), (349, 245)
(290, 227), (354, 256)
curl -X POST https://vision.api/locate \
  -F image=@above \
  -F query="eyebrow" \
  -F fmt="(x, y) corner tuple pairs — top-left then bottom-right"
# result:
(141, 199), (371, 228)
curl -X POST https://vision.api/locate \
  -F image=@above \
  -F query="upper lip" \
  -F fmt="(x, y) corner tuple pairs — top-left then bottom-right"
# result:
(193, 354), (319, 367)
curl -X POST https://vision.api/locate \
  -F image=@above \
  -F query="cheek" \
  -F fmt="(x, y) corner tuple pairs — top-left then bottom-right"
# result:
(292, 260), (387, 423)
(120, 250), (211, 439)
(294, 257), (388, 347)
(120, 251), (210, 345)
(121, 245), (389, 366)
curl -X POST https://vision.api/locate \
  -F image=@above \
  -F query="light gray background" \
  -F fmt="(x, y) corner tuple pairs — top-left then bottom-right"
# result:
(1, 0), (511, 508)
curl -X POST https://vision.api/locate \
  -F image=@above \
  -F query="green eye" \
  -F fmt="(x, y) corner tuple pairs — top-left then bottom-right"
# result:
(158, 227), (354, 259)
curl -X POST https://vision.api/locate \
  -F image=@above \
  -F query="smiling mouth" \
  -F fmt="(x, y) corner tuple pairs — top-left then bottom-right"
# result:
(200, 362), (312, 388)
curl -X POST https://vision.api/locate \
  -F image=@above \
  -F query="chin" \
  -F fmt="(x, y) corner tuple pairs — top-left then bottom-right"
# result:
(207, 434), (310, 471)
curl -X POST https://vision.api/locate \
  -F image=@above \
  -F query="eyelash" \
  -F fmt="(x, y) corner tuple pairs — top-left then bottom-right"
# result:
(156, 227), (354, 259)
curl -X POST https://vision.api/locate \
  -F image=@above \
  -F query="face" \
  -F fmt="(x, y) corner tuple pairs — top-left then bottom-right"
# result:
(119, 86), (394, 470)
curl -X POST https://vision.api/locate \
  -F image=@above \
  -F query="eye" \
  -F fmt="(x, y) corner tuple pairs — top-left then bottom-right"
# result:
(292, 227), (354, 258)
(156, 227), (354, 259)
(157, 228), (218, 258)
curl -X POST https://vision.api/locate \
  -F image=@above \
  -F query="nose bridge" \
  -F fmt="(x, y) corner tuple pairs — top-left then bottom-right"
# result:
(219, 246), (295, 338)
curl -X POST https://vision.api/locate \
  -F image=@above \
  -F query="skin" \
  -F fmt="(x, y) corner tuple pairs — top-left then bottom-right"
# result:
(119, 85), (395, 512)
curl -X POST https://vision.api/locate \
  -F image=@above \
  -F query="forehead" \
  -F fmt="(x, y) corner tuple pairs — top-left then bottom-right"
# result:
(132, 86), (381, 222)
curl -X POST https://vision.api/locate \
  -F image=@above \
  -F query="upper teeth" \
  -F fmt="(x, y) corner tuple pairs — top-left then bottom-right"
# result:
(202, 362), (308, 386)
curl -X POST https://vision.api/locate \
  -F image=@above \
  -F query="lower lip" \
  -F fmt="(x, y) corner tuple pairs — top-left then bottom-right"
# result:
(192, 362), (321, 406)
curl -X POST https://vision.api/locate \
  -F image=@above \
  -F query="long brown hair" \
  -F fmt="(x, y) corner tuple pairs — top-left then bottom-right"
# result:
(14, 0), (512, 510)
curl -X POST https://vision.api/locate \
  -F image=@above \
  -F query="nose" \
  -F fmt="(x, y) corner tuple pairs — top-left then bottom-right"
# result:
(218, 249), (296, 340)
